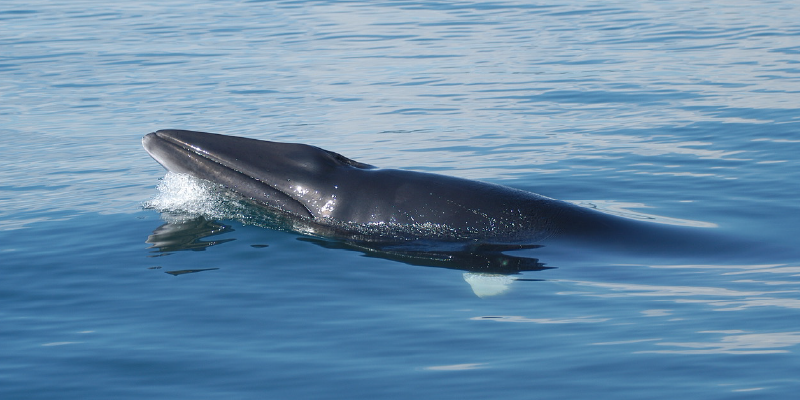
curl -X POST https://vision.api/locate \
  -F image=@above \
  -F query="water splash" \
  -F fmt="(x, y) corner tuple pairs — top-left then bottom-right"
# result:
(142, 172), (249, 223)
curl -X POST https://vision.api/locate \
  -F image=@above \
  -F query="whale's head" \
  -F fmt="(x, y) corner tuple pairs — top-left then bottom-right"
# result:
(143, 129), (375, 219)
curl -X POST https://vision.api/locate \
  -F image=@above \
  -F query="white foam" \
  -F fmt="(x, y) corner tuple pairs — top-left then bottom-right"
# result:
(143, 172), (247, 222)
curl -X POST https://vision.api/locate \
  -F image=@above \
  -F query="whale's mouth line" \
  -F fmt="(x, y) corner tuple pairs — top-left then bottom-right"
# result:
(145, 131), (314, 218)
(151, 130), (240, 173)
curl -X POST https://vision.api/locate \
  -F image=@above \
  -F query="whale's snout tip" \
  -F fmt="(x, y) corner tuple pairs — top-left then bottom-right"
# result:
(143, 130), (182, 150)
(142, 131), (159, 150)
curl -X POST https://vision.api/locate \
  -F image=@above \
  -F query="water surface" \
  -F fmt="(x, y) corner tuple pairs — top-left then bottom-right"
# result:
(2, 1), (800, 398)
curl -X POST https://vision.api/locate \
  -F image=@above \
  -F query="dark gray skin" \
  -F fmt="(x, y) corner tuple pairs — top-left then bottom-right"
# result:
(143, 129), (723, 255)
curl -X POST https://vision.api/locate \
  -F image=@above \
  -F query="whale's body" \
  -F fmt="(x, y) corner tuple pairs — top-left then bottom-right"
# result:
(143, 129), (715, 254)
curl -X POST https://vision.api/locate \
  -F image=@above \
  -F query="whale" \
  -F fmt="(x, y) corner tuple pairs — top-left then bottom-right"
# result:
(142, 129), (725, 256)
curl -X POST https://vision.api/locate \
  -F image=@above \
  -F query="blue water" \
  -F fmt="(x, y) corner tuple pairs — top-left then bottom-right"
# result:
(2, 0), (800, 398)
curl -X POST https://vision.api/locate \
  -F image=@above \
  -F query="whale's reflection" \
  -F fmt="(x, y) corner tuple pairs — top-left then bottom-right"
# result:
(296, 238), (549, 298)
(146, 215), (548, 295)
(296, 237), (547, 274)
(146, 216), (235, 254)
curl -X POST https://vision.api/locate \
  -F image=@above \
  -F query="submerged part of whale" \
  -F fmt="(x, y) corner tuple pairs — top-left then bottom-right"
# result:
(142, 129), (720, 254)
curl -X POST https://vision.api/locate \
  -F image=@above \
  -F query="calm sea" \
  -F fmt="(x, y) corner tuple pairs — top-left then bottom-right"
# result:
(2, 0), (800, 398)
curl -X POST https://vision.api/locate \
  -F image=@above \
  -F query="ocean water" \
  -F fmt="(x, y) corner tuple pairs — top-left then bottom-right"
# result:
(2, 0), (800, 398)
